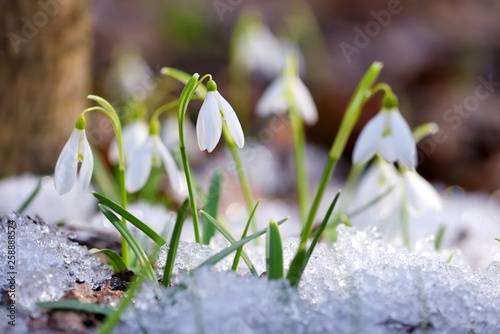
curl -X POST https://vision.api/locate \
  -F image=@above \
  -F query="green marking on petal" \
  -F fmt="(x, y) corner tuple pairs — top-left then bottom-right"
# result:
(152, 155), (160, 166)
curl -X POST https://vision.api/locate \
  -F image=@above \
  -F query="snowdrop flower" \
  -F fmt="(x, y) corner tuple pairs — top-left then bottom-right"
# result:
(403, 169), (442, 215)
(235, 21), (285, 78)
(350, 159), (402, 219)
(108, 120), (149, 164)
(114, 46), (153, 99)
(196, 80), (244, 152)
(54, 116), (94, 195)
(352, 108), (416, 168)
(256, 72), (318, 125)
(126, 120), (182, 195)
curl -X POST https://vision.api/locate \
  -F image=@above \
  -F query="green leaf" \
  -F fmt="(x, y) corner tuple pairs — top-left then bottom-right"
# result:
(287, 192), (340, 286)
(178, 74), (201, 120)
(413, 122), (439, 144)
(17, 178), (42, 213)
(286, 246), (307, 287)
(266, 221), (284, 280)
(202, 172), (222, 245)
(232, 200), (260, 271)
(329, 62), (383, 159)
(89, 248), (127, 272)
(37, 300), (112, 316)
(495, 238), (500, 243)
(93, 192), (166, 246)
(161, 67), (207, 97)
(434, 225), (446, 251)
(304, 192), (340, 263)
(196, 217), (288, 269)
(200, 210), (257, 275)
(98, 204), (156, 280)
(163, 200), (190, 286)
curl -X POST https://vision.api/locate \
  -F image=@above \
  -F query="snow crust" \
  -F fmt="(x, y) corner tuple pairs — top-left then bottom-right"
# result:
(117, 227), (500, 334)
(0, 213), (110, 315)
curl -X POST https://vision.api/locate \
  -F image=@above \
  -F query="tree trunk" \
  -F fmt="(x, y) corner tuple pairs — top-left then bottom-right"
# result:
(0, 0), (91, 176)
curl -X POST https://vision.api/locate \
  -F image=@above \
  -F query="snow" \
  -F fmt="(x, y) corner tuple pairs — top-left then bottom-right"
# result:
(0, 213), (110, 316)
(118, 227), (500, 333)
(0, 174), (96, 225)
(1, 156), (500, 333)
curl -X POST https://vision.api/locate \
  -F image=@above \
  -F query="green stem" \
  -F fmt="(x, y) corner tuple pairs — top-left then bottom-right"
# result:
(177, 74), (203, 243)
(179, 143), (200, 243)
(283, 53), (309, 224)
(371, 82), (393, 96)
(151, 99), (180, 120)
(289, 109), (309, 223)
(222, 125), (257, 233)
(286, 0), (334, 87)
(228, 12), (252, 131)
(401, 200), (410, 248)
(117, 167), (128, 263)
(298, 62), (383, 248)
(299, 157), (337, 245)
(85, 96), (129, 265)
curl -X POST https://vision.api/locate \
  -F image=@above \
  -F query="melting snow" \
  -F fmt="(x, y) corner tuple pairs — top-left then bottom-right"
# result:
(117, 227), (500, 333)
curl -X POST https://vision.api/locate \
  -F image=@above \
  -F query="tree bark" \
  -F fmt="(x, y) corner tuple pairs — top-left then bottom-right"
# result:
(0, 0), (91, 176)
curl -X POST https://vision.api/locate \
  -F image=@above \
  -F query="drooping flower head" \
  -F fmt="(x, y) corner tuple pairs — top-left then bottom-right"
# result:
(234, 14), (285, 78)
(113, 45), (154, 100)
(403, 169), (443, 215)
(54, 115), (94, 195)
(196, 79), (244, 152)
(256, 54), (318, 125)
(352, 94), (416, 168)
(125, 118), (183, 196)
(108, 120), (149, 164)
(350, 158), (402, 219)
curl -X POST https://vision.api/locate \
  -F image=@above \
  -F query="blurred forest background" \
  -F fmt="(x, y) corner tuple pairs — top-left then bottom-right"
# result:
(1, 0), (500, 192)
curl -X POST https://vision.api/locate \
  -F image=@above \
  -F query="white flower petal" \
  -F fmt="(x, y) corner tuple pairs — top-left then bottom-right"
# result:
(351, 160), (402, 218)
(292, 77), (318, 124)
(217, 92), (245, 148)
(108, 121), (149, 163)
(153, 136), (183, 196)
(196, 107), (207, 151)
(161, 115), (180, 149)
(377, 135), (398, 163)
(256, 77), (288, 117)
(197, 92), (222, 152)
(352, 112), (386, 164)
(236, 25), (284, 78)
(78, 131), (94, 190)
(391, 110), (417, 168)
(54, 129), (80, 195)
(404, 171), (442, 215)
(117, 50), (154, 97)
(126, 137), (153, 193)
(177, 171), (189, 199)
